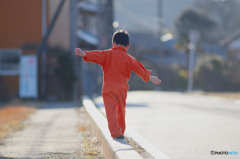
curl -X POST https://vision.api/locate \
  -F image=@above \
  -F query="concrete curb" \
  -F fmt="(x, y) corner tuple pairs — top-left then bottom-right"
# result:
(125, 127), (170, 159)
(82, 96), (143, 159)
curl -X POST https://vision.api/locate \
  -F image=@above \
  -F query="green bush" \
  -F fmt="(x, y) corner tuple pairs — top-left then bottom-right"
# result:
(194, 54), (228, 91)
(157, 65), (188, 91)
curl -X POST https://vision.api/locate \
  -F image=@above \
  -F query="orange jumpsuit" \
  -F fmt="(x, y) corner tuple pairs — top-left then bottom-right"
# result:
(83, 46), (152, 138)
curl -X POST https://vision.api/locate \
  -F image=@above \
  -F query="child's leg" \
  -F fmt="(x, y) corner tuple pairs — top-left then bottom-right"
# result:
(102, 92), (122, 138)
(117, 103), (126, 134)
(116, 90), (127, 135)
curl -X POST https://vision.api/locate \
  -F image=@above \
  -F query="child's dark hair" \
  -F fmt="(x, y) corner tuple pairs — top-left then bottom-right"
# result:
(112, 29), (130, 46)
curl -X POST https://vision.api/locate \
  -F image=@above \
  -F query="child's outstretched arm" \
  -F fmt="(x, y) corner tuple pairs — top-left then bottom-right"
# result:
(75, 48), (86, 57)
(132, 57), (162, 85)
(149, 75), (162, 85)
(75, 48), (106, 66)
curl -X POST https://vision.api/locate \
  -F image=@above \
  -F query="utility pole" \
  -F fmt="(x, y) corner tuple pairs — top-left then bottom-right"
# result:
(158, 0), (162, 56)
(41, 0), (47, 99)
(37, 0), (66, 99)
(70, 0), (77, 59)
(187, 30), (200, 92)
(70, 0), (79, 102)
(103, 0), (114, 48)
(187, 43), (194, 92)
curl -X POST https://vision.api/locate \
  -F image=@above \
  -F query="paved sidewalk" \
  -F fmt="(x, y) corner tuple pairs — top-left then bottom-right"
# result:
(0, 102), (83, 158)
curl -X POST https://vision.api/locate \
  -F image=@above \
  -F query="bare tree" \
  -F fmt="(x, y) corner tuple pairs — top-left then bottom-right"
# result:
(194, 0), (240, 39)
(175, 8), (216, 68)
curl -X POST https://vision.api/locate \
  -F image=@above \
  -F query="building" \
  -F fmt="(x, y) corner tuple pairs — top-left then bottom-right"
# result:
(77, 0), (114, 96)
(0, 0), (71, 100)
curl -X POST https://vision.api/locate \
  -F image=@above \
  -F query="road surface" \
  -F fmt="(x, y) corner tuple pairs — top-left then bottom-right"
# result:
(94, 91), (240, 159)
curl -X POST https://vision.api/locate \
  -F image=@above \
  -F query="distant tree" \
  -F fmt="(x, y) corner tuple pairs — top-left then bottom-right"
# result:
(175, 8), (216, 68)
(175, 8), (216, 43)
(194, 0), (240, 40)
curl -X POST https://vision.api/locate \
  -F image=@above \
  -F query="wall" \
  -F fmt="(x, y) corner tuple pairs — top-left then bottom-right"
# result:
(0, 0), (42, 48)
(0, 0), (42, 98)
(48, 0), (70, 50)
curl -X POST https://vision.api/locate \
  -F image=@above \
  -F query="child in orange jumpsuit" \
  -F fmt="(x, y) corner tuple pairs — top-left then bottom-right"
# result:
(75, 30), (161, 139)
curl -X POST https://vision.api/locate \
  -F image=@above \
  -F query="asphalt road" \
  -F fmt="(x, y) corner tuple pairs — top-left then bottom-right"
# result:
(94, 91), (240, 159)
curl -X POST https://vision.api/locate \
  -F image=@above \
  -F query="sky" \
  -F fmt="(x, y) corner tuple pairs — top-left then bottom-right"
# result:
(114, 0), (195, 33)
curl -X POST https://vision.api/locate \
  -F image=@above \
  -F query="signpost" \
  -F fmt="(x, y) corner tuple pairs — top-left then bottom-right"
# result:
(19, 55), (38, 98)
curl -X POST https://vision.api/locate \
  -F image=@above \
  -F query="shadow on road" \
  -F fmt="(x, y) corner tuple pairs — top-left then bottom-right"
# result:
(38, 102), (78, 109)
(0, 152), (74, 159)
(0, 156), (14, 159)
(113, 138), (130, 145)
(96, 103), (148, 108)
(126, 103), (148, 107)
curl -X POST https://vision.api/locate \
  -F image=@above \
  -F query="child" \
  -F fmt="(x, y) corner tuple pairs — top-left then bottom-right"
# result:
(75, 29), (161, 139)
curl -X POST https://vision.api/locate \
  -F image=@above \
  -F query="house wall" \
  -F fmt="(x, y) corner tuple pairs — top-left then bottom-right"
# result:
(0, 0), (71, 99)
(0, 0), (42, 48)
(48, 0), (70, 50)
(0, 0), (42, 99)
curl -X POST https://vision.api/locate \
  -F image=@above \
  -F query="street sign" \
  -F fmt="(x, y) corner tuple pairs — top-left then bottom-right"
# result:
(189, 30), (200, 44)
(19, 55), (38, 98)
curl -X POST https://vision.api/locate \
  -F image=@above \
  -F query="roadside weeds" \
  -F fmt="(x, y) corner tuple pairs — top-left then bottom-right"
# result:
(125, 137), (154, 159)
(77, 107), (104, 159)
(186, 91), (240, 99)
(0, 105), (35, 144)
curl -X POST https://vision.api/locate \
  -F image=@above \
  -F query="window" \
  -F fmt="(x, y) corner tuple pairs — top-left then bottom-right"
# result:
(0, 49), (21, 75)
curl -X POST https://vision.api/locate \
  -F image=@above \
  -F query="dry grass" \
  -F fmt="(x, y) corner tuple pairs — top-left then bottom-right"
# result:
(125, 137), (144, 153)
(0, 105), (35, 141)
(77, 107), (104, 159)
(187, 91), (240, 99)
(204, 92), (240, 99)
(125, 137), (154, 158)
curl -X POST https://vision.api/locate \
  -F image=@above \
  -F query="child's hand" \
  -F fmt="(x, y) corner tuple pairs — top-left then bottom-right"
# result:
(75, 48), (86, 56)
(149, 75), (162, 85)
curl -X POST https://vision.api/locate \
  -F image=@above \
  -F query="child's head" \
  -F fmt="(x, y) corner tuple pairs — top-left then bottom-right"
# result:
(112, 29), (130, 47)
